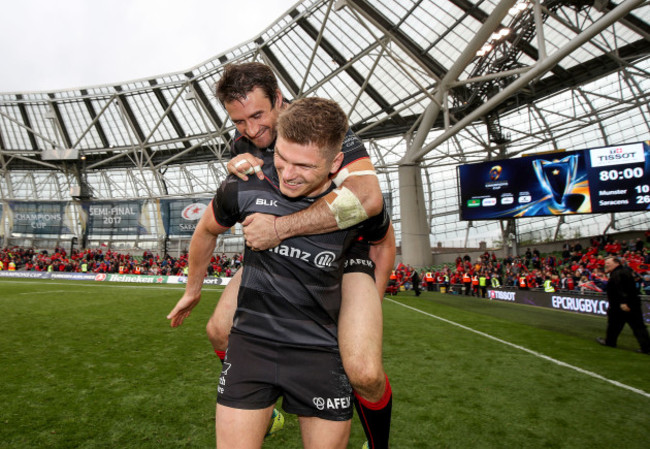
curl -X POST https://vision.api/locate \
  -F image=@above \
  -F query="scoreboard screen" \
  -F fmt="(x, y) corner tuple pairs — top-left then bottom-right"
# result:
(457, 141), (650, 220)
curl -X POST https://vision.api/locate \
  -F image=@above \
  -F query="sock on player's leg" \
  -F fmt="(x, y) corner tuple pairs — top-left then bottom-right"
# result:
(354, 374), (392, 449)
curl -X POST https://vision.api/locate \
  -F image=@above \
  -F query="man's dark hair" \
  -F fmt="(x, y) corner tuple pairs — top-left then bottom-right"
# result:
(215, 62), (279, 107)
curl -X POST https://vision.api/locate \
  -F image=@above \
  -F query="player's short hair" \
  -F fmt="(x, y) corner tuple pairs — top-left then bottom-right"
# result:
(215, 62), (279, 108)
(277, 97), (348, 161)
(606, 256), (621, 265)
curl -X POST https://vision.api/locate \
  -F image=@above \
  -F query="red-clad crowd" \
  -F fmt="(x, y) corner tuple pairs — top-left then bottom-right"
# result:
(390, 234), (649, 296)
(0, 246), (242, 277)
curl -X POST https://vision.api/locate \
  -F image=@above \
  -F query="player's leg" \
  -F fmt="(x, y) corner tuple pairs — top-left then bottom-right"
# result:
(208, 270), (285, 434)
(216, 403), (273, 449)
(299, 416), (352, 449)
(339, 272), (392, 449)
(216, 332), (282, 447)
(206, 268), (242, 358)
(339, 272), (385, 401)
(279, 342), (354, 449)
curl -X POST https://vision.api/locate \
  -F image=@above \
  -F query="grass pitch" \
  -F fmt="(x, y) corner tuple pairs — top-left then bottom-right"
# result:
(1, 278), (648, 448)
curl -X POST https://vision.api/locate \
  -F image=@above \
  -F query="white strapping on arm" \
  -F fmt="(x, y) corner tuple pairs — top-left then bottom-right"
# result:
(332, 168), (377, 186)
(326, 186), (369, 229)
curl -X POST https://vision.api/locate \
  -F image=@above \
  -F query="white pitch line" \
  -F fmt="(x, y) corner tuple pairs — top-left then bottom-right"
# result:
(386, 297), (650, 400)
(17, 290), (89, 295)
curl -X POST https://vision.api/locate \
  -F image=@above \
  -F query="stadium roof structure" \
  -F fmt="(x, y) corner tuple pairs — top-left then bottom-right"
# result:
(1, 0), (649, 261)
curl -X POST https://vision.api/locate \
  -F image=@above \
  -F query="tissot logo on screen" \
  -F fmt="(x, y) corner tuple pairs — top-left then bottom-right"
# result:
(589, 143), (645, 167)
(181, 203), (207, 221)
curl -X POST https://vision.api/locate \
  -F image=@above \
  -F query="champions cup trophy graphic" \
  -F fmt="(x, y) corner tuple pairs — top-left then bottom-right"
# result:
(532, 154), (581, 210)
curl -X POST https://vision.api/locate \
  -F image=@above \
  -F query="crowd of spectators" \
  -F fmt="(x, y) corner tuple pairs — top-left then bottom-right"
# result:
(3, 234), (649, 294)
(392, 234), (650, 296)
(0, 246), (242, 277)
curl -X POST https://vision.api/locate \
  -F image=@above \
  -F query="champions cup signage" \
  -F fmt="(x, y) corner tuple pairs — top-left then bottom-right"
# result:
(8, 201), (71, 235)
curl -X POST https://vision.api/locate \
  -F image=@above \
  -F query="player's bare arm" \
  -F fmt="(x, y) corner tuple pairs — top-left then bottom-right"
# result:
(167, 202), (229, 327)
(241, 158), (383, 250)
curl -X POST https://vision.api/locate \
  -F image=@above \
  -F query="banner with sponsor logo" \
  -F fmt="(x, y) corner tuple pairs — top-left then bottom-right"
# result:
(0, 270), (232, 286)
(159, 198), (211, 237)
(7, 201), (73, 236)
(488, 288), (650, 323)
(50, 273), (98, 281)
(0, 271), (51, 279)
(81, 201), (148, 236)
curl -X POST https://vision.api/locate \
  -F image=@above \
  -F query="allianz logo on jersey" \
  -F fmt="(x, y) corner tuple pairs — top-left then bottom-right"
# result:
(268, 244), (336, 268)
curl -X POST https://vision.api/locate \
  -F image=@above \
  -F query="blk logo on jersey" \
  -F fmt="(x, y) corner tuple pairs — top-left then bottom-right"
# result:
(255, 198), (278, 207)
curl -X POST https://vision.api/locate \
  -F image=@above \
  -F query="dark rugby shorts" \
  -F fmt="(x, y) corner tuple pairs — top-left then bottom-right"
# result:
(343, 239), (375, 278)
(217, 332), (353, 421)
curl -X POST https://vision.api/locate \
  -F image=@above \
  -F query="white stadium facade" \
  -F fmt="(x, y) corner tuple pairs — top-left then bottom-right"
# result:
(1, 0), (649, 267)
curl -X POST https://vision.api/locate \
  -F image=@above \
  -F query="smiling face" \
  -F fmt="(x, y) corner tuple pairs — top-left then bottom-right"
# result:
(224, 87), (283, 150)
(274, 135), (343, 198)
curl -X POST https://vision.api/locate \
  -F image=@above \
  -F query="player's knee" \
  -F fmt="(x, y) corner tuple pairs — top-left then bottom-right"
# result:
(346, 359), (384, 396)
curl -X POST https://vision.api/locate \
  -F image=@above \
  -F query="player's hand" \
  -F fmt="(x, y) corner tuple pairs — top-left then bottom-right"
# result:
(620, 304), (631, 312)
(227, 155), (264, 181)
(242, 213), (280, 251)
(167, 293), (201, 327)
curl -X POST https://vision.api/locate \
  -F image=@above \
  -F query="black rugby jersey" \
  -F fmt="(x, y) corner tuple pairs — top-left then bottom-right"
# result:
(231, 127), (369, 173)
(212, 158), (390, 348)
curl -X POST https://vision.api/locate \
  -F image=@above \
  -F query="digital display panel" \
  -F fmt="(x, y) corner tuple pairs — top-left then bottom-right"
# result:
(458, 141), (650, 220)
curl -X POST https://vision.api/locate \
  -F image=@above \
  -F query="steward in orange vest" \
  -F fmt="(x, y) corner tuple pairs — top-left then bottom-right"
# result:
(518, 275), (528, 289)
(462, 272), (471, 296)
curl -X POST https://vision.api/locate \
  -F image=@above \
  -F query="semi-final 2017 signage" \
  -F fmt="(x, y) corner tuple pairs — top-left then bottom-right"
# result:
(458, 141), (650, 220)
(81, 201), (147, 236)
